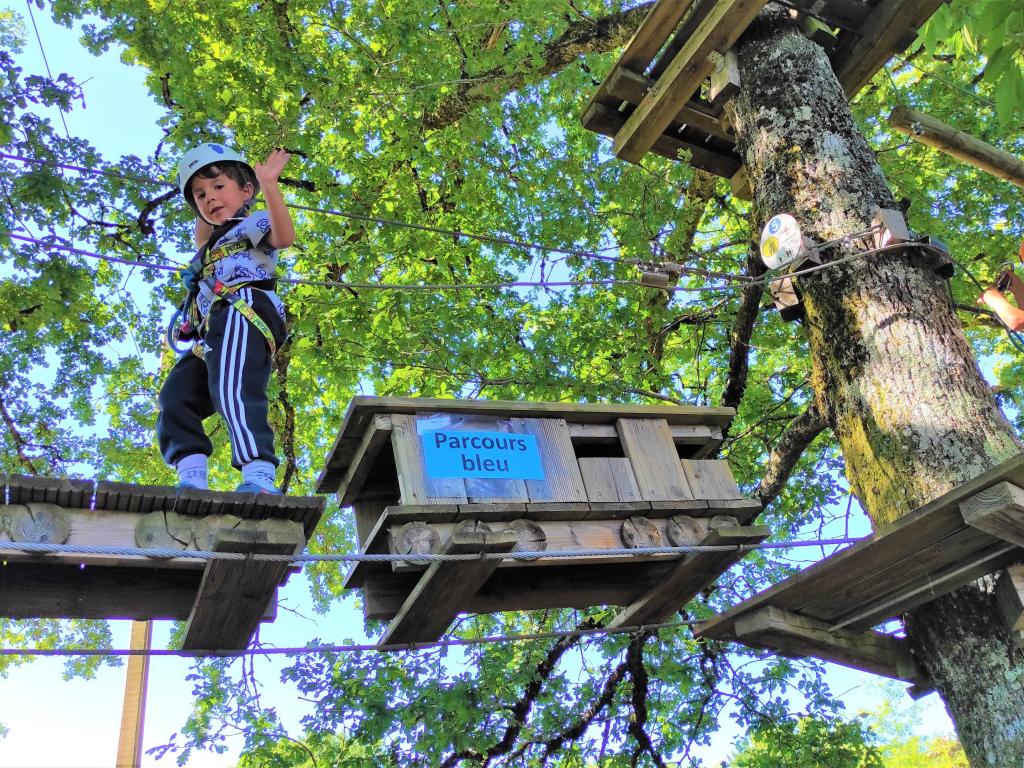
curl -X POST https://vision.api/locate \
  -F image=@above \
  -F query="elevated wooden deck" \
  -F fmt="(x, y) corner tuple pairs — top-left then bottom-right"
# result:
(0, 474), (325, 650)
(317, 396), (766, 647)
(582, 0), (946, 192)
(695, 456), (1024, 691)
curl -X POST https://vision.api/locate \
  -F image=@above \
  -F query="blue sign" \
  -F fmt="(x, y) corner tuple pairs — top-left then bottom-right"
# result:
(421, 430), (545, 480)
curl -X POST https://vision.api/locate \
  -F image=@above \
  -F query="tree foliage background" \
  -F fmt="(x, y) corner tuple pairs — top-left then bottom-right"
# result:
(1, 0), (1022, 764)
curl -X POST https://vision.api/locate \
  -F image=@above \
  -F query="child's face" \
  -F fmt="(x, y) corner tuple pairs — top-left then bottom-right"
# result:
(191, 170), (254, 225)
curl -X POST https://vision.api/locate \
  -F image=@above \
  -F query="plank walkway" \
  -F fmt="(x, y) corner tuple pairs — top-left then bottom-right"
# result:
(695, 456), (1024, 689)
(0, 474), (324, 650)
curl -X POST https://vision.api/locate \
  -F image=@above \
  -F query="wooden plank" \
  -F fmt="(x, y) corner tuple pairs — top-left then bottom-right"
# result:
(581, 0), (698, 119)
(786, 0), (871, 32)
(613, 0), (768, 162)
(602, 67), (734, 142)
(338, 414), (393, 505)
(960, 481), (1024, 546)
(681, 459), (742, 499)
(379, 524), (518, 645)
(798, 15), (839, 54)
(457, 502), (527, 522)
(832, 541), (1020, 632)
(511, 418), (588, 502)
(996, 566), (1024, 633)
(792, 524), (993, 623)
(0, 561), (202, 619)
(578, 457), (642, 502)
(361, 560), (678, 620)
(608, 525), (769, 627)
(833, 0), (946, 97)
(889, 106), (1024, 189)
(568, 421), (720, 443)
(116, 621), (152, 768)
(181, 521), (305, 650)
(352, 500), (388, 551)
(697, 456), (1024, 641)
(617, 418), (693, 501)
(584, 102), (741, 177)
(389, 413), (467, 504)
(620, 0), (698, 73)
(733, 606), (928, 686)
(708, 50), (740, 106)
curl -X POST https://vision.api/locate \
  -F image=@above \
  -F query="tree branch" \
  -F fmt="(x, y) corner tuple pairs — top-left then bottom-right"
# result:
(440, 621), (593, 767)
(0, 393), (39, 474)
(422, 3), (654, 131)
(755, 401), (829, 509)
(625, 632), (667, 768)
(536, 660), (630, 763)
(720, 247), (766, 415)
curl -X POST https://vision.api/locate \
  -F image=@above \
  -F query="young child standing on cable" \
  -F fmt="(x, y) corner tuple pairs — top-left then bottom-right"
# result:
(157, 143), (294, 494)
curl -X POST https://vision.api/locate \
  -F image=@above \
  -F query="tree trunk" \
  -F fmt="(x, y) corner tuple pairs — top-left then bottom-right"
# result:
(729, 9), (1024, 764)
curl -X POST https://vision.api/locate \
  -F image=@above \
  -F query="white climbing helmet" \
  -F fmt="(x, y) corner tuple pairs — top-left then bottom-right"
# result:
(176, 142), (257, 214)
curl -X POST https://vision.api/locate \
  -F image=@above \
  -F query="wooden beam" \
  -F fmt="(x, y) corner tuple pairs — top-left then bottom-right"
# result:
(733, 606), (930, 689)
(618, 0), (698, 74)
(996, 565), (1024, 633)
(362, 559), (681, 620)
(785, 0), (870, 32)
(888, 106), (1024, 189)
(338, 414), (393, 506)
(181, 521), (305, 650)
(960, 480), (1024, 547)
(833, 0), (946, 97)
(387, 516), (720, 572)
(613, 0), (767, 162)
(609, 524), (769, 627)
(708, 50), (740, 107)
(379, 524), (518, 645)
(116, 621), (151, 768)
(602, 67), (734, 143)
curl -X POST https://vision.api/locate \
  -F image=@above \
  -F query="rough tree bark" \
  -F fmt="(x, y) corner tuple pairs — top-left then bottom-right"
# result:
(729, 8), (1024, 764)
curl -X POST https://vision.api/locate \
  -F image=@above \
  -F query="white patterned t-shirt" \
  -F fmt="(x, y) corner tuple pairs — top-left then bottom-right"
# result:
(194, 210), (286, 323)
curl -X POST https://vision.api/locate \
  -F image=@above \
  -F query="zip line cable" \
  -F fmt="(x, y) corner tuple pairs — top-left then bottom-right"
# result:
(0, 153), (652, 268)
(0, 620), (693, 658)
(24, 1), (71, 141)
(0, 535), (861, 563)
(0, 231), (961, 297)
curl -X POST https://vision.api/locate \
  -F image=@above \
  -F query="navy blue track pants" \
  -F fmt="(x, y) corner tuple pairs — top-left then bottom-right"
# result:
(157, 288), (286, 469)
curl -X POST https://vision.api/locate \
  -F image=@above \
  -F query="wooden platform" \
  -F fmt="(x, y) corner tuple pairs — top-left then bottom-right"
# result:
(695, 456), (1024, 690)
(581, 0), (946, 189)
(315, 397), (767, 646)
(0, 474), (325, 650)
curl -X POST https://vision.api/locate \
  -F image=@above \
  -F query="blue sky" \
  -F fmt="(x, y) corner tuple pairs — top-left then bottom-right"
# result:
(0, 4), (961, 766)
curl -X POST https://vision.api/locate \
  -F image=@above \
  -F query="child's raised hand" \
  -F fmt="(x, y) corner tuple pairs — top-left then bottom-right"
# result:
(254, 149), (291, 186)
